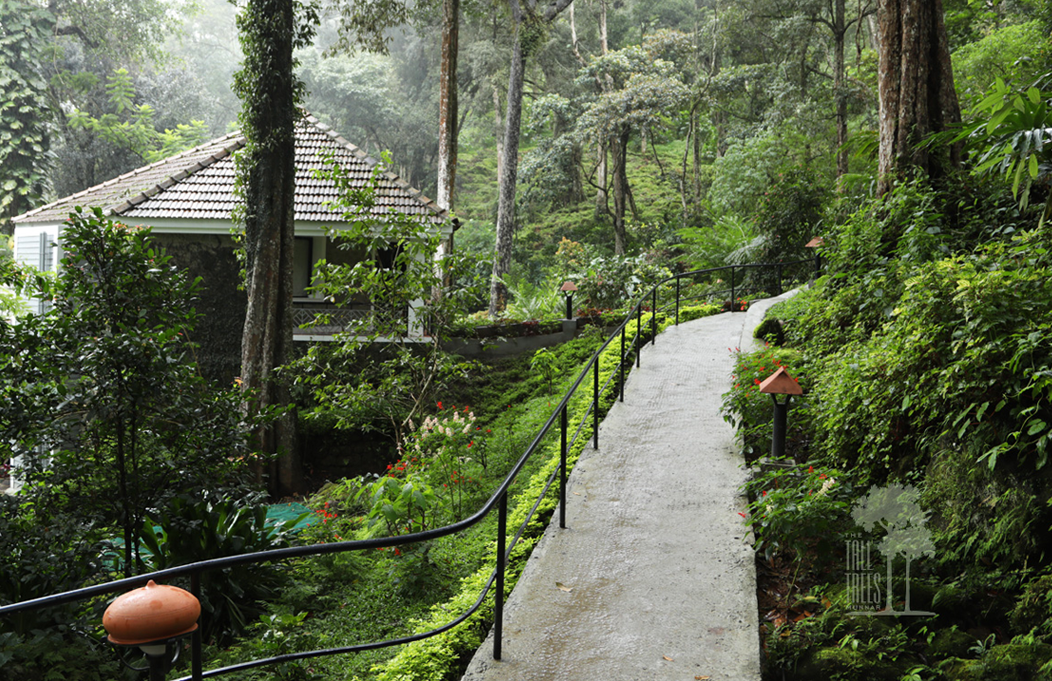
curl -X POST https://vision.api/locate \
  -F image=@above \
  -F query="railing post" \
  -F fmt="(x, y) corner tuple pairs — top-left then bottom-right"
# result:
(560, 404), (568, 529)
(494, 491), (507, 660)
(592, 360), (599, 449)
(635, 305), (641, 368)
(675, 277), (681, 326)
(730, 267), (736, 312)
(651, 288), (657, 345)
(191, 573), (202, 681)
(619, 325), (625, 402)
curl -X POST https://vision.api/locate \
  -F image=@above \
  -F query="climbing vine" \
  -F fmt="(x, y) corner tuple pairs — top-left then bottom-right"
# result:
(0, 1), (53, 230)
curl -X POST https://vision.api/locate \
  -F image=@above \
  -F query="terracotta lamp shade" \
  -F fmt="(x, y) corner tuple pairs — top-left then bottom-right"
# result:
(103, 580), (200, 646)
(758, 366), (802, 396)
(805, 237), (824, 248)
(560, 281), (578, 293)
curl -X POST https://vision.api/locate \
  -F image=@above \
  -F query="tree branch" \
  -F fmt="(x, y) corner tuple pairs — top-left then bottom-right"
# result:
(543, 0), (575, 22)
(55, 24), (98, 48)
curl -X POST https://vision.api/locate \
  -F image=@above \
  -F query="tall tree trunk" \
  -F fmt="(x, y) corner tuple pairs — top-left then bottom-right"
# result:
(593, 0), (612, 218)
(235, 0), (301, 496)
(492, 82), (504, 179)
(595, 144), (608, 218)
(488, 9), (525, 316)
(599, 0), (609, 53)
(488, 0), (574, 316)
(610, 126), (630, 255)
(692, 104), (703, 201)
(876, 0), (961, 197)
(436, 0), (460, 212)
(834, 0), (849, 181)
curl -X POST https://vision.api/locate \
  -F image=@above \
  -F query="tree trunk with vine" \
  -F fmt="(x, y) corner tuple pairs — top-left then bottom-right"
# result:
(234, 0), (313, 496)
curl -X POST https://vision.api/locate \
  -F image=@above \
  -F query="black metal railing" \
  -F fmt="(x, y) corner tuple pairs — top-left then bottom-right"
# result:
(0, 259), (812, 679)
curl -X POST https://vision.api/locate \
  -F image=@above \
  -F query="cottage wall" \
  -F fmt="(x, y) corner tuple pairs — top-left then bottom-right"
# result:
(152, 232), (246, 385)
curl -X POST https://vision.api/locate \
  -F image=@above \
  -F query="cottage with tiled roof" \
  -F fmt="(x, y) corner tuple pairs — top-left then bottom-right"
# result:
(12, 114), (453, 382)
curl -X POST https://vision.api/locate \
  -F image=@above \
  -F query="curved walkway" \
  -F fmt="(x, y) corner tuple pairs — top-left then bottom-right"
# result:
(461, 294), (795, 681)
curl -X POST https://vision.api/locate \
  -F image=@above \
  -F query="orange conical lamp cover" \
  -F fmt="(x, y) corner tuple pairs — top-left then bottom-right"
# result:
(103, 580), (200, 645)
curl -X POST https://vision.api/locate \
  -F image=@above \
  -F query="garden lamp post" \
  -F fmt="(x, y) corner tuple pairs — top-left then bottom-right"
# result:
(561, 281), (578, 320)
(103, 580), (201, 681)
(805, 237), (824, 280)
(759, 366), (802, 459)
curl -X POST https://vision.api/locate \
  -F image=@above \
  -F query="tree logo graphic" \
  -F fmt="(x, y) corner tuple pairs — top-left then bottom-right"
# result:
(847, 484), (935, 616)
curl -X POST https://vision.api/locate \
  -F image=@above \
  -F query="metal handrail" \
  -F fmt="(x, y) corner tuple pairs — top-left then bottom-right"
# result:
(0, 258), (813, 679)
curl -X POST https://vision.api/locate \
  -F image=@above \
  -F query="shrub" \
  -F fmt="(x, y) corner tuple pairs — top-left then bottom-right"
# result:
(140, 495), (304, 646)
(570, 253), (671, 311)
(742, 461), (856, 567)
(721, 343), (809, 461)
(0, 208), (256, 578)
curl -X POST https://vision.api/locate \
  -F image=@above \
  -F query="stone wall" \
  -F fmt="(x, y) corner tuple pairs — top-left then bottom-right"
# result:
(152, 233), (246, 385)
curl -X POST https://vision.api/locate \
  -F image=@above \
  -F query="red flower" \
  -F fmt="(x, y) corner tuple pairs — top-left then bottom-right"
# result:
(738, 512), (747, 518)
(754, 379), (761, 385)
(808, 466), (814, 473)
(437, 401), (443, 409)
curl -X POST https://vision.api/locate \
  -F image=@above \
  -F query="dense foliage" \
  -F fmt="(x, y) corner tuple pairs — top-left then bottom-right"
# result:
(721, 117), (1052, 678)
(0, 210), (267, 678)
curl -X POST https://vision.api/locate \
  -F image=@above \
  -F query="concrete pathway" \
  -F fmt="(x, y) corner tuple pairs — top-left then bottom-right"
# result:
(461, 293), (796, 681)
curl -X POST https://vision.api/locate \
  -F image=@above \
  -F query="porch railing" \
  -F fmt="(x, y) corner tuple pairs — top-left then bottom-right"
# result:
(0, 258), (813, 679)
(291, 305), (371, 336)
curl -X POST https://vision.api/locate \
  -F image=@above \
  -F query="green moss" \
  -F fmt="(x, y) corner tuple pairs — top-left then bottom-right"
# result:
(942, 643), (1052, 681)
(929, 627), (979, 659)
(1009, 574), (1052, 636)
(795, 645), (912, 681)
(753, 316), (784, 345)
